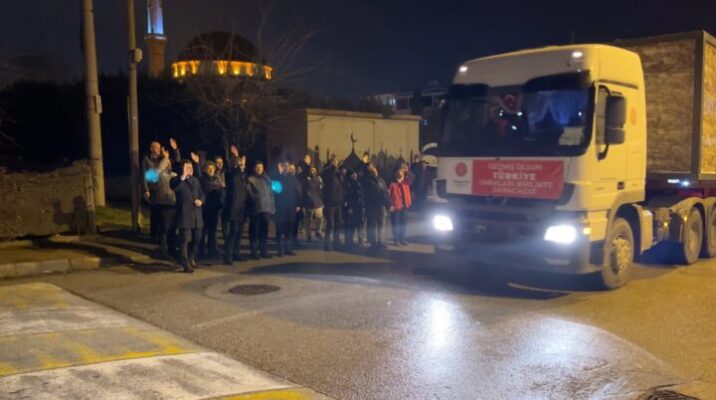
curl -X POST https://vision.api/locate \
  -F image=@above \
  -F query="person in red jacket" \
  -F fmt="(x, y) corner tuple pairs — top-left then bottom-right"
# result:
(388, 168), (412, 246)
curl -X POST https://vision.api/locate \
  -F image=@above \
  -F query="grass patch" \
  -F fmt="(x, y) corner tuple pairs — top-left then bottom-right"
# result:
(96, 204), (149, 232)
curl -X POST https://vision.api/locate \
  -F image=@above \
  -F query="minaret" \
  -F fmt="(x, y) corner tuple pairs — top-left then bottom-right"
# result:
(145, 0), (167, 77)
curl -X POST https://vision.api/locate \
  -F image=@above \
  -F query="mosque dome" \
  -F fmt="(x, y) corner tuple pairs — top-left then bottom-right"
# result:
(171, 31), (272, 80)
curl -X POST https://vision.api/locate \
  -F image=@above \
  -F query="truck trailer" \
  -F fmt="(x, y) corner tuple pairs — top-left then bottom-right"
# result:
(430, 31), (716, 289)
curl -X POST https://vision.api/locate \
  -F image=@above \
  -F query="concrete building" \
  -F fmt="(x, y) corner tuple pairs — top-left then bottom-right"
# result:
(267, 108), (420, 173)
(368, 85), (446, 144)
(145, 0), (167, 78)
(372, 86), (447, 115)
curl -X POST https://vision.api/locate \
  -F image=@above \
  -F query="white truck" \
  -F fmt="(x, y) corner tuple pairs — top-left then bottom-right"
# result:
(430, 31), (716, 289)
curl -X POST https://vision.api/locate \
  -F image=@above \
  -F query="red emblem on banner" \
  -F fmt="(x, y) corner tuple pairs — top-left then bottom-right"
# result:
(472, 160), (564, 200)
(455, 162), (468, 177)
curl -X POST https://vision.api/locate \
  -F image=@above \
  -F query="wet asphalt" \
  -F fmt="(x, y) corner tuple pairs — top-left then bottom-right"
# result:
(4, 230), (716, 399)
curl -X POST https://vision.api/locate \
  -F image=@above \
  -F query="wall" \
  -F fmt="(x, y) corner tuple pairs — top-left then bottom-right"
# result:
(0, 162), (95, 240)
(268, 109), (420, 173)
(266, 112), (308, 167)
(307, 109), (420, 173)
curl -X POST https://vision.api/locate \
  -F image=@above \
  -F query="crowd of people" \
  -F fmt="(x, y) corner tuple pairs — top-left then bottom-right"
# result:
(142, 138), (429, 273)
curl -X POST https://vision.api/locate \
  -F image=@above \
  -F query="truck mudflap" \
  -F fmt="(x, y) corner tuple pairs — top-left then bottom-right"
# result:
(435, 236), (598, 274)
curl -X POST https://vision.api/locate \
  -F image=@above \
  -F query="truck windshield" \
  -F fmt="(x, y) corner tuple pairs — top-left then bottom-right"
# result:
(440, 77), (593, 157)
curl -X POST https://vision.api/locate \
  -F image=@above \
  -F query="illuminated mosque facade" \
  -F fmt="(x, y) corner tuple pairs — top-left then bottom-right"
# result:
(144, 0), (273, 81)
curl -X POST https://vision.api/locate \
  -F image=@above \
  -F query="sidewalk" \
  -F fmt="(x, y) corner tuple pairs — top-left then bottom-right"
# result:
(0, 211), (433, 280)
(0, 282), (330, 399)
(0, 232), (172, 279)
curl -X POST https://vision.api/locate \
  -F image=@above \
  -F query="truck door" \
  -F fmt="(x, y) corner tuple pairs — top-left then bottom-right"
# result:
(593, 85), (630, 200)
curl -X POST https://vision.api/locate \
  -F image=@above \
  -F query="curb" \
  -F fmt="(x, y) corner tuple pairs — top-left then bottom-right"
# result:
(0, 254), (157, 280)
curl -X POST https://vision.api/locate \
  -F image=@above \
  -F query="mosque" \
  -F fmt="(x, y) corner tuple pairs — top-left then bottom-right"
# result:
(143, 0), (418, 174)
(144, 0), (272, 81)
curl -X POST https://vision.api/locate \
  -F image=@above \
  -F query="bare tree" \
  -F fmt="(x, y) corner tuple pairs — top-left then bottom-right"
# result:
(181, 1), (322, 153)
(0, 58), (22, 151)
(0, 110), (10, 152)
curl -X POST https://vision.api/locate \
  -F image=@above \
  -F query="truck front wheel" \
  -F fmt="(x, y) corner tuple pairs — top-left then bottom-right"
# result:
(599, 217), (634, 290)
(679, 208), (703, 264)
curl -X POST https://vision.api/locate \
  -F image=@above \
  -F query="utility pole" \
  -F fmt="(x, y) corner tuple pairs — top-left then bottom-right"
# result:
(81, 0), (106, 206)
(127, 0), (141, 233)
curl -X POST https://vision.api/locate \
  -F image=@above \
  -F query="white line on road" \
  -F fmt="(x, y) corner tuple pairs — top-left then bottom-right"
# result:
(0, 352), (295, 400)
(0, 307), (133, 337)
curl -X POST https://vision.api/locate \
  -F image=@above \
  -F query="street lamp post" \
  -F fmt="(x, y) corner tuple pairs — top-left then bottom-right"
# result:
(127, 0), (142, 233)
(81, 0), (106, 207)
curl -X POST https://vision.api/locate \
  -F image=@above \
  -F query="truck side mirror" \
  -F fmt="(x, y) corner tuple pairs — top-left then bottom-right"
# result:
(605, 95), (626, 145)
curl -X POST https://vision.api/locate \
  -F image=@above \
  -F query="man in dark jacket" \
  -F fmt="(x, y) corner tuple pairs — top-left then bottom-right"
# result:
(302, 166), (323, 242)
(247, 161), (275, 259)
(288, 164), (303, 248)
(143, 139), (181, 239)
(356, 151), (371, 181)
(298, 154), (312, 180)
(214, 152), (229, 240)
(363, 164), (391, 250)
(214, 155), (226, 182)
(274, 160), (302, 256)
(199, 161), (225, 258)
(321, 157), (344, 251)
(344, 170), (365, 248)
(223, 154), (248, 264)
(171, 159), (205, 272)
(410, 155), (429, 210)
(153, 157), (178, 260)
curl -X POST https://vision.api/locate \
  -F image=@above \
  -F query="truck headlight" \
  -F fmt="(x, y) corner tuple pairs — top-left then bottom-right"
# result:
(544, 224), (577, 244)
(433, 215), (454, 232)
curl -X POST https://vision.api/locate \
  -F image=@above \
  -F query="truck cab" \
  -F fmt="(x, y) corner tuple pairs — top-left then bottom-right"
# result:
(431, 45), (650, 289)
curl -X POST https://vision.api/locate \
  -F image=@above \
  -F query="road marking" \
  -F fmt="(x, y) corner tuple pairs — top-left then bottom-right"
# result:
(216, 388), (318, 399)
(0, 307), (133, 337)
(0, 282), (71, 310)
(0, 352), (295, 399)
(0, 283), (328, 399)
(0, 326), (194, 377)
(0, 282), (138, 337)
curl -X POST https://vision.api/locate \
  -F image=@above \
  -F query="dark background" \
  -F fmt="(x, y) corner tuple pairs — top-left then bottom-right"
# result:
(2, 0), (716, 173)
(2, 1), (716, 96)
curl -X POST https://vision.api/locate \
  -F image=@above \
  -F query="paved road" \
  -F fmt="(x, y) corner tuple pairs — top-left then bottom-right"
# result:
(3, 237), (716, 399)
(0, 282), (328, 399)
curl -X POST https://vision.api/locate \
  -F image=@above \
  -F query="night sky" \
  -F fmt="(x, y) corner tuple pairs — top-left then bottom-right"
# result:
(2, 0), (716, 97)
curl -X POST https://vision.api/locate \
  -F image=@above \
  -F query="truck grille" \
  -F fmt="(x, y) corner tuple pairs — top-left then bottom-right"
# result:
(453, 204), (579, 243)
(460, 220), (541, 243)
(462, 209), (536, 222)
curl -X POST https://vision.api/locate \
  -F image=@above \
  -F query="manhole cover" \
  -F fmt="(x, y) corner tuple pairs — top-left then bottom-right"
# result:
(639, 389), (699, 400)
(228, 284), (280, 296)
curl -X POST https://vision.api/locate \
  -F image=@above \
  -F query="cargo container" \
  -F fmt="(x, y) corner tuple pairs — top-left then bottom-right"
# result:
(618, 31), (716, 186)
